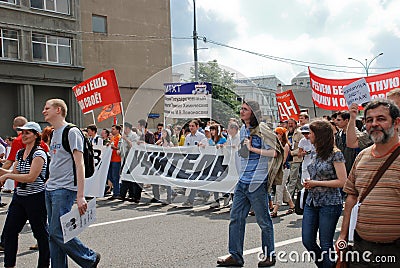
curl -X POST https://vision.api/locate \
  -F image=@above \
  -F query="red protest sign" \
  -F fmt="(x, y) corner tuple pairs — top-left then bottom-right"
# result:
(276, 90), (300, 121)
(309, 67), (400, 110)
(72, 70), (121, 113)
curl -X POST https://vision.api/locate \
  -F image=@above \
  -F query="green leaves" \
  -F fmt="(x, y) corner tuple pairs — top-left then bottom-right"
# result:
(190, 60), (241, 126)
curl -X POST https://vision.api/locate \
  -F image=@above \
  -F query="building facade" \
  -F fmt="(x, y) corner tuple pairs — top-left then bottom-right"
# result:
(80, 0), (172, 128)
(234, 75), (284, 122)
(0, 0), (172, 135)
(0, 0), (83, 135)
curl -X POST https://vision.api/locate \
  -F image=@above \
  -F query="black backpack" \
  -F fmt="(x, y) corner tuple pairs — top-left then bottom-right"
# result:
(16, 147), (50, 189)
(52, 124), (95, 185)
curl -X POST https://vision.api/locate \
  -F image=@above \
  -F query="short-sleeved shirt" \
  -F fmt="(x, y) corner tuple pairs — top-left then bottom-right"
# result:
(239, 125), (271, 184)
(120, 131), (139, 159)
(344, 146), (400, 243)
(110, 134), (121, 163)
(15, 148), (47, 196)
(7, 134), (23, 162)
(226, 134), (240, 148)
(185, 131), (206, 146)
(306, 150), (345, 206)
(46, 124), (84, 191)
(208, 136), (227, 146)
(7, 134), (49, 161)
(298, 138), (315, 168)
(140, 131), (155, 144)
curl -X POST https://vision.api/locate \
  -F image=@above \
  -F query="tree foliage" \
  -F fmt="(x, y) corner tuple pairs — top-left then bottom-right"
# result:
(190, 60), (241, 126)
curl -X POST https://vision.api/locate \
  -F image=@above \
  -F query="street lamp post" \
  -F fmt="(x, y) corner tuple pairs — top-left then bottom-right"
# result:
(193, 0), (198, 81)
(348, 52), (383, 76)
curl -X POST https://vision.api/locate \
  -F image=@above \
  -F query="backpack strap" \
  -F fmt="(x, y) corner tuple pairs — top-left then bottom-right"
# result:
(62, 124), (88, 186)
(16, 149), (26, 188)
(28, 147), (48, 182)
(61, 124), (77, 185)
(16, 148), (25, 162)
(16, 147), (47, 187)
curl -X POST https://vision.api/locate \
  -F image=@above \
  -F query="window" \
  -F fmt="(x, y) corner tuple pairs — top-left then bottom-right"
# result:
(0, 0), (18, 4)
(0, 29), (19, 59)
(92, 15), (107, 33)
(32, 33), (71, 64)
(31, 0), (70, 14)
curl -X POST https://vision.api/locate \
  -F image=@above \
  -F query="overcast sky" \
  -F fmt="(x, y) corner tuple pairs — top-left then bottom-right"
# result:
(170, 0), (400, 85)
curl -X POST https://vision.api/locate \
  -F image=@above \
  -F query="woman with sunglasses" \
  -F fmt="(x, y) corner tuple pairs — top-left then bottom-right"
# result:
(0, 122), (49, 268)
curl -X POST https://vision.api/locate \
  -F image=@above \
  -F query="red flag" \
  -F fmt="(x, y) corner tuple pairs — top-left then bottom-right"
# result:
(97, 102), (121, 122)
(276, 90), (300, 121)
(73, 70), (121, 113)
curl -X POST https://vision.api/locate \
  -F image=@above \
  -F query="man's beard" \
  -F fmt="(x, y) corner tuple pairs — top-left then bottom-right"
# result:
(368, 124), (395, 144)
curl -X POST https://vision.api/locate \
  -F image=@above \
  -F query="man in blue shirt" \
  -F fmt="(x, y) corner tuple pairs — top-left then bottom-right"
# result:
(217, 100), (277, 267)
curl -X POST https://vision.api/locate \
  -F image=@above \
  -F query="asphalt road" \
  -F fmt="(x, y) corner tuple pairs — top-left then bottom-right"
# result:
(0, 189), (342, 267)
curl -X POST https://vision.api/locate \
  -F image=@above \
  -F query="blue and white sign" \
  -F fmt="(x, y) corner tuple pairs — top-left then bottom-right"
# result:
(164, 82), (212, 118)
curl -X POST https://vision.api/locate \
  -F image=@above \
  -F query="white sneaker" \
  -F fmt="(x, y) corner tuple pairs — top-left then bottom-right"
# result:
(223, 195), (232, 207)
(210, 201), (220, 209)
(181, 201), (193, 208)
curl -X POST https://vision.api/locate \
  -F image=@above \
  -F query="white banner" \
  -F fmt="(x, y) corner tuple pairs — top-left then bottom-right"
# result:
(60, 198), (96, 243)
(121, 143), (239, 193)
(343, 77), (371, 107)
(164, 94), (211, 119)
(164, 82), (212, 119)
(84, 146), (112, 197)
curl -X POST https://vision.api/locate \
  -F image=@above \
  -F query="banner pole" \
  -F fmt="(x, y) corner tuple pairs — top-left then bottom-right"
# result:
(120, 102), (124, 124)
(91, 111), (96, 125)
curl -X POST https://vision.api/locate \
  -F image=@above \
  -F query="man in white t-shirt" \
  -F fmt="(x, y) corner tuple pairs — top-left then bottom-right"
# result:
(298, 124), (315, 182)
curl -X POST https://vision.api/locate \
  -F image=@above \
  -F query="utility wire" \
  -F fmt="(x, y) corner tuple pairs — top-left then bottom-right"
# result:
(2, 18), (398, 72)
(200, 37), (399, 74)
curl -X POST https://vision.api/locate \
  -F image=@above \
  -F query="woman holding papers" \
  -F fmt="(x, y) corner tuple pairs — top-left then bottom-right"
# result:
(0, 122), (49, 268)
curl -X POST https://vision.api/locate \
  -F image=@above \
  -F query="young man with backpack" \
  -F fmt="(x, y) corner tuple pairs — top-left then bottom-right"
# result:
(42, 98), (100, 268)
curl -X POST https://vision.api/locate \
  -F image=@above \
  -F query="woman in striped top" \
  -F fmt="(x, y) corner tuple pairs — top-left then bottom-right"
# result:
(0, 121), (49, 268)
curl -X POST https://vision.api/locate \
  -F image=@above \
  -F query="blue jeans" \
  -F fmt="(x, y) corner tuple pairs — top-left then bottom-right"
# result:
(228, 181), (275, 265)
(302, 203), (342, 268)
(45, 189), (97, 268)
(107, 161), (121, 196)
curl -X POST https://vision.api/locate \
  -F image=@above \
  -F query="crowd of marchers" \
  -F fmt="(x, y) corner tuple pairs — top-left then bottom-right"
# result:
(0, 90), (400, 267)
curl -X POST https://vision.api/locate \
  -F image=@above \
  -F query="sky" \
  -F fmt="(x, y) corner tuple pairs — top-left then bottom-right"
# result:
(170, 0), (400, 85)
